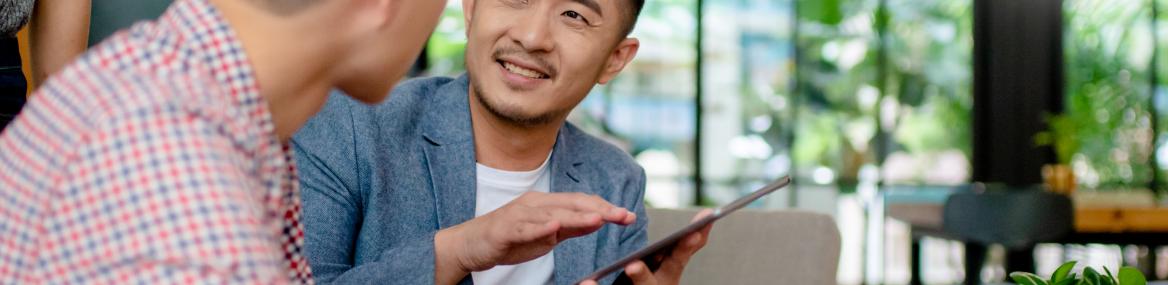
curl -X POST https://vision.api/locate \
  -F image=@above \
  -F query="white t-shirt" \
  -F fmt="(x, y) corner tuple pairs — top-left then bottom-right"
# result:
(471, 154), (555, 285)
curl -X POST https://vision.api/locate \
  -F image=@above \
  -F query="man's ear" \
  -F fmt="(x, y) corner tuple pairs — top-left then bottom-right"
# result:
(597, 38), (640, 85)
(357, 0), (398, 31)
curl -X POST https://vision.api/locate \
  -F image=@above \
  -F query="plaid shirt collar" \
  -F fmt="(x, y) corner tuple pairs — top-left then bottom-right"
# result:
(167, 0), (278, 147)
(164, 0), (301, 168)
(164, 1), (312, 280)
(170, 0), (261, 99)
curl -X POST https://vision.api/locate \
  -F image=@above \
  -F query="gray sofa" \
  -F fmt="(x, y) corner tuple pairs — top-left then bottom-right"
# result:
(646, 208), (841, 285)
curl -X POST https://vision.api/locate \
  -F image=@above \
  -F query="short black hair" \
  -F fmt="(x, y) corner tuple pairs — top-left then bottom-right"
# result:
(621, 0), (646, 36)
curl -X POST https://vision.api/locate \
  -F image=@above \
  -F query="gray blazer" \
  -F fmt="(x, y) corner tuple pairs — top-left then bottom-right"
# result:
(292, 75), (649, 285)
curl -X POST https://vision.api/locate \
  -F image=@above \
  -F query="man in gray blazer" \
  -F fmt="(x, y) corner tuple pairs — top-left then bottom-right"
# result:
(292, 0), (713, 284)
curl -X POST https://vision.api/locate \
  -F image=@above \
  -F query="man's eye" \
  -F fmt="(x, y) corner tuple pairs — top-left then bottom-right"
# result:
(563, 10), (590, 24)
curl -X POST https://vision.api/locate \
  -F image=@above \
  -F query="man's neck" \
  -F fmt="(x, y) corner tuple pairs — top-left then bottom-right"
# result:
(468, 90), (562, 172)
(211, 0), (341, 142)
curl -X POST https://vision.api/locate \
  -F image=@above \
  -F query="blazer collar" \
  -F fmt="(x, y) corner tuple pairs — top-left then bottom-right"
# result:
(419, 74), (597, 284)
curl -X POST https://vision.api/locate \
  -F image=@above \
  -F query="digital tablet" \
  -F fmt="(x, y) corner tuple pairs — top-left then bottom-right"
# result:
(576, 176), (793, 284)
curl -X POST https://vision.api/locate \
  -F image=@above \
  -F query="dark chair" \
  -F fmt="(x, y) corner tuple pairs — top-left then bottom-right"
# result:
(88, 0), (172, 46)
(943, 189), (1074, 248)
(941, 188), (1074, 284)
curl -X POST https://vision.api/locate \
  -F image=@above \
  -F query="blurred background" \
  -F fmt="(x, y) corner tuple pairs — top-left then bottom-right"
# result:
(414, 0), (1168, 284)
(10, 0), (1168, 283)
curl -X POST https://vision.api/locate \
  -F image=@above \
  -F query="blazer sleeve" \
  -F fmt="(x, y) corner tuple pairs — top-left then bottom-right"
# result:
(293, 95), (446, 285)
(618, 166), (650, 256)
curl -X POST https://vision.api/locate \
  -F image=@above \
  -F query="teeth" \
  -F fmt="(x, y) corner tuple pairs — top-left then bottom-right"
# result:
(503, 61), (547, 79)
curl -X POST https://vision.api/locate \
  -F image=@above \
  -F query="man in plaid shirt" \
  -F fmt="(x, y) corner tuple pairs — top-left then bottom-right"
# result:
(0, 0), (445, 283)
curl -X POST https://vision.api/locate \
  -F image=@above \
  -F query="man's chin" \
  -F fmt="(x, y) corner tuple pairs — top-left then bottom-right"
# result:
(471, 74), (565, 126)
(480, 98), (562, 127)
(339, 82), (393, 105)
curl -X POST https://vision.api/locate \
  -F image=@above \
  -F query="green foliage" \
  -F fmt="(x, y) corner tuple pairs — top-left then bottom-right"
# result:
(792, 0), (972, 184)
(1011, 272), (1050, 285)
(1052, 261), (1078, 283)
(799, 0), (843, 24)
(1034, 114), (1081, 164)
(1062, 0), (1156, 189)
(424, 5), (468, 76)
(1083, 267), (1106, 285)
(1119, 267), (1148, 285)
(1009, 261), (1148, 285)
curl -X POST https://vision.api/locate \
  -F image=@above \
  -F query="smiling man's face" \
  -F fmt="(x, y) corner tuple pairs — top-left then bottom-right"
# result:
(462, 0), (639, 126)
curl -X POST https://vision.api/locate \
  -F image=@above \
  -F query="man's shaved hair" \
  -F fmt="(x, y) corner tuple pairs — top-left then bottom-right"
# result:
(621, 0), (645, 36)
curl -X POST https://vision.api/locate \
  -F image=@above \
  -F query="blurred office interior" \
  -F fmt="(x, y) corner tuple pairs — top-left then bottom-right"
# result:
(416, 0), (1168, 283)
(14, 0), (1167, 283)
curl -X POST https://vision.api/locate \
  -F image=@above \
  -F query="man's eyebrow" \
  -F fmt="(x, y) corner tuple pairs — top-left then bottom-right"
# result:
(569, 0), (604, 17)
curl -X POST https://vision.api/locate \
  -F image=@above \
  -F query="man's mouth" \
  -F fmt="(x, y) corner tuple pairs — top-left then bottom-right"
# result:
(498, 60), (550, 80)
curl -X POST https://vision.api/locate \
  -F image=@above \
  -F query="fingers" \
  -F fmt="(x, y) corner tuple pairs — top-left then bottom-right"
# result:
(544, 208), (606, 241)
(502, 192), (640, 246)
(543, 208), (604, 229)
(684, 209), (714, 252)
(508, 219), (560, 244)
(502, 205), (610, 247)
(693, 209), (714, 240)
(528, 193), (635, 225)
(624, 261), (658, 285)
(652, 233), (699, 281)
(654, 209), (716, 282)
(580, 281), (599, 285)
(676, 210), (714, 257)
(691, 208), (714, 222)
(621, 210), (637, 225)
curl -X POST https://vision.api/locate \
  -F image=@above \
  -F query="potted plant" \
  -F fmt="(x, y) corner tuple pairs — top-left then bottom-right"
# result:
(1010, 261), (1147, 285)
(1035, 114), (1078, 195)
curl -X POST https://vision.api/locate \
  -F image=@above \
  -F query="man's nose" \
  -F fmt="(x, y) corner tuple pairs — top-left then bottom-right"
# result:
(509, 10), (555, 52)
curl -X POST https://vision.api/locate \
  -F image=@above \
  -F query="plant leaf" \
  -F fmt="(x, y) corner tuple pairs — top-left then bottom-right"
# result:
(1054, 277), (1077, 285)
(1012, 272), (1051, 285)
(1083, 267), (1103, 285)
(1104, 267), (1117, 285)
(1053, 261), (1078, 282)
(1118, 267), (1147, 285)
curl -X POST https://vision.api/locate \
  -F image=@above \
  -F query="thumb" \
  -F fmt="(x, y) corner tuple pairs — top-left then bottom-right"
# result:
(624, 261), (658, 285)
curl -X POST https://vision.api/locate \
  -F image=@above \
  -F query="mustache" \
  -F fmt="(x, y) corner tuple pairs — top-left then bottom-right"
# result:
(492, 46), (558, 78)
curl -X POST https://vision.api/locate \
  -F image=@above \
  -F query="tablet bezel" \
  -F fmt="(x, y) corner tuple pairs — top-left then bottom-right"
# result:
(575, 175), (792, 283)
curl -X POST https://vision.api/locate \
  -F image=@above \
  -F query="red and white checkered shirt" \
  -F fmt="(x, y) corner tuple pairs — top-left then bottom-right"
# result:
(0, 0), (312, 283)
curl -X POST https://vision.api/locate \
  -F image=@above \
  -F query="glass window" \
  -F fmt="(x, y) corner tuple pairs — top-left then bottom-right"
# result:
(1155, 0), (1168, 197)
(1064, 0), (1155, 190)
(570, 0), (699, 208)
(880, 0), (974, 185)
(791, 0), (881, 191)
(699, 0), (796, 205)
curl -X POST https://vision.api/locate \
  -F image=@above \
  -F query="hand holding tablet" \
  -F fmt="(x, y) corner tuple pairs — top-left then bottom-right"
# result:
(577, 176), (793, 284)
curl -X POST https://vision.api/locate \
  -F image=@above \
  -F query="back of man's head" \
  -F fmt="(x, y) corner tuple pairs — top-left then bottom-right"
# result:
(228, 0), (446, 103)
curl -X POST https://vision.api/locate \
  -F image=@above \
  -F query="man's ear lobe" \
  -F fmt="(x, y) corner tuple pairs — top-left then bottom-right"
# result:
(597, 38), (640, 85)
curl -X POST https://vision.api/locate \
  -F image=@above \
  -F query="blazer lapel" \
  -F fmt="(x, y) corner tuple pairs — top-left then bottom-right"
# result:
(422, 140), (477, 229)
(550, 134), (599, 285)
(421, 75), (599, 283)
(420, 75), (477, 229)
